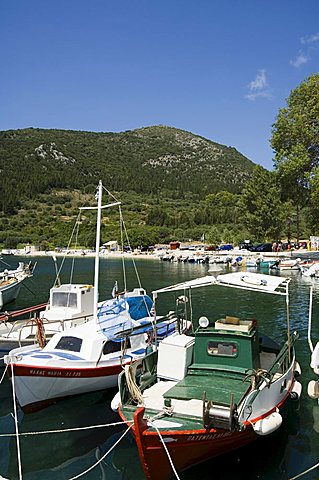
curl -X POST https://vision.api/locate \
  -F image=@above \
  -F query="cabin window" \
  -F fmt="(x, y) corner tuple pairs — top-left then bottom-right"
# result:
(207, 341), (238, 357)
(52, 292), (77, 308)
(55, 336), (82, 352)
(103, 339), (131, 355)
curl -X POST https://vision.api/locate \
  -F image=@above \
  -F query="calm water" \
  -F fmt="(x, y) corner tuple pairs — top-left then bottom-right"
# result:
(0, 255), (318, 480)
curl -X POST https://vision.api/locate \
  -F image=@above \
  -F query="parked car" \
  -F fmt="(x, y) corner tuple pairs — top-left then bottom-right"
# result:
(238, 242), (254, 251)
(250, 243), (273, 252)
(218, 244), (234, 251)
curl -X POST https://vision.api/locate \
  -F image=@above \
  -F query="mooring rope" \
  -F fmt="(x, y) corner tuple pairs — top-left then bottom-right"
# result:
(0, 420), (131, 437)
(67, 423), (133, 480)
(10, 362), (23, 480)
(289, 461), (319, 479)
(0, 363), (8, 384)
(149, 421), (181, 480)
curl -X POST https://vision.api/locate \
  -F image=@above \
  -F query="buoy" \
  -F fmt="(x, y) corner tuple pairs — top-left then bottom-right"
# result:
(253, 412), (283, 436)
(111, 391), (121, 412)
(308, 380), (319, 400)
(290, 380), (302, 400)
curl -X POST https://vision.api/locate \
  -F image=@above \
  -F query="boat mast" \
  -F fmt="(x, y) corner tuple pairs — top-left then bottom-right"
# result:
(93, 180), (103, 323)
(80, 180), (121, 324)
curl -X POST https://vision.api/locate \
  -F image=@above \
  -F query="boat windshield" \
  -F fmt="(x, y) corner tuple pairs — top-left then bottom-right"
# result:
(54, 336), (82, 352)
(52, 292), (77, 308)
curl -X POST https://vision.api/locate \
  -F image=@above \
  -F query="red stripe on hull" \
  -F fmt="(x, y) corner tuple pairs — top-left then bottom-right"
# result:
(8, 362), (126, 378)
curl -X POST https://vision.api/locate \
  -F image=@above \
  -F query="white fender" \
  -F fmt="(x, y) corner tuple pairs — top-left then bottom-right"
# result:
(310, 343), (319, 374)
(253, 412), (282, 436)
(111, 391), (121, 412)
(308, 380), (319, 400)
(290, 380), (302, 400)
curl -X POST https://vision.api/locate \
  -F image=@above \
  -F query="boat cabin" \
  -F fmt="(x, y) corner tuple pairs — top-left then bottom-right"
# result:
(192, 316), (261, 374)
(41, 284), (94, 323)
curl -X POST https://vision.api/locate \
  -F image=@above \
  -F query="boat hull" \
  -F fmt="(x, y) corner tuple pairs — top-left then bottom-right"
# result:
(0, 280), (23, 309)
(7, 362), (124, 412)
(122, 407), (257, 480)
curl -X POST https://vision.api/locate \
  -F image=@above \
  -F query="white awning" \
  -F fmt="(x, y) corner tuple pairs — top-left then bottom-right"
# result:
(152, 272), (289, 296)
(152, 275), (217, 294)
(216, 272), (289, 295)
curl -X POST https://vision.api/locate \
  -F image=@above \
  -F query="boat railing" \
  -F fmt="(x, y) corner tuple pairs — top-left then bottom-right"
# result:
(238, 331), (299, 420)
(0, 311), (94, 347)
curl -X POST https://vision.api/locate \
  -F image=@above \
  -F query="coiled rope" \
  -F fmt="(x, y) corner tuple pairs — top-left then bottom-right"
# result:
(124, 363), (144, 404)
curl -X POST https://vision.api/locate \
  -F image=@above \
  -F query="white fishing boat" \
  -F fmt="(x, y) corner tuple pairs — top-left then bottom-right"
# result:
(0, 262), (34, 310)
(0, 283), (96, 359)
(299, 261), (319, 278)
(4, 181), (183, 412)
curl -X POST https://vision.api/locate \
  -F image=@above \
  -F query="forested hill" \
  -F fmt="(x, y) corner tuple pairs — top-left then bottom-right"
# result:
(0, 126), (256, 214)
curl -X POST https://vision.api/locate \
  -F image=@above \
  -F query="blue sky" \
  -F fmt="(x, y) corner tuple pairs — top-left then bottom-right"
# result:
(1, 0), (319, 170)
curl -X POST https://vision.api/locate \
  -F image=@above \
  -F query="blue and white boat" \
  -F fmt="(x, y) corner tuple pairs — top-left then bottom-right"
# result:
(4, 182), (183, 412)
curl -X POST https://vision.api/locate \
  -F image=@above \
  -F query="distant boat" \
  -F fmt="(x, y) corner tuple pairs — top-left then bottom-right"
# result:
(0, 262), (34, 310)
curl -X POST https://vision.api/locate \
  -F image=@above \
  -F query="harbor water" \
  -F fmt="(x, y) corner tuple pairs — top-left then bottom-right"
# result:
(0, 255), (318, 480)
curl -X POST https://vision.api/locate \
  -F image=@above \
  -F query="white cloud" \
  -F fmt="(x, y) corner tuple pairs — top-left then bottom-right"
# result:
(290, 32), (319, 68)
(245, 69), (273, 101)
(290, 51), (309, 68)
(248, 69), (267, 91)
(301, 32), (319, 44)
(245, 90), (274, 101)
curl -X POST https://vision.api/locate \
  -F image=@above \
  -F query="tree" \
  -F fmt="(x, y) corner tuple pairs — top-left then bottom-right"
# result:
(240, 166), (282, 241)
(271, 74), (319, 239)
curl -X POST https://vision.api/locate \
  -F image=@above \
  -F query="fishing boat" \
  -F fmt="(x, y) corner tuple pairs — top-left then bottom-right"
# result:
(299, 261), (319, 278)
(114, 272), (302, 480)
(0, 283), (96, 359)
(0, 262), (34, 309)
(4, 181), (183, 412)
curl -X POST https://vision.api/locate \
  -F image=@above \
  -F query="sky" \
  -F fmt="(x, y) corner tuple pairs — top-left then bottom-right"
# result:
(1, 0), (319, 170)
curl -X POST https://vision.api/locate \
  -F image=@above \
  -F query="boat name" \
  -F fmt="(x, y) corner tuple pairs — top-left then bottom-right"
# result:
(29, 369), (81, 377)
(187, 432), (232, 441)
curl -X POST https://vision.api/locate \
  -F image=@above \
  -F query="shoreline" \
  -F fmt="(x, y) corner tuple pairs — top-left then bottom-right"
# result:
(1, 248), (315, 260)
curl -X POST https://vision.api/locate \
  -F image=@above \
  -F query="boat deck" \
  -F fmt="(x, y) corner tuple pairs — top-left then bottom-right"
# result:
(163, 372), (249, 406)
(141, 350), (278, 418)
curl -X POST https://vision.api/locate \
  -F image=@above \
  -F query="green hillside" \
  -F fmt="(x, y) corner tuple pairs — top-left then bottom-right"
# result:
(0, 126), (257, 248)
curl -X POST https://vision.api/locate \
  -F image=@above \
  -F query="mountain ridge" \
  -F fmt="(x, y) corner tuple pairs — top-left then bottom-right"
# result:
(0, 125), (256, 214)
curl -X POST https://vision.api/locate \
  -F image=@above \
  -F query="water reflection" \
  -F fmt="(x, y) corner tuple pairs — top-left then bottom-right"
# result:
(0, 256), (318, 479)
